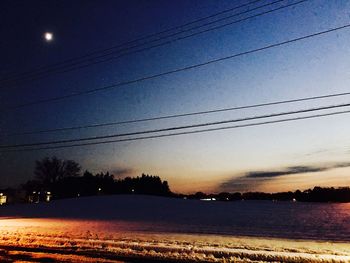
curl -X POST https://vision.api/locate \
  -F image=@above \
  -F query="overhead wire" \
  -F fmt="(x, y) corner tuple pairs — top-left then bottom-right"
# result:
(3, 22), (350, 111)
(3, 109), (350, 152)
(2, 90), (350, 137)
(0, 0), (297, 87)
(2, 102), (350, 149)
(0, 0), (265, 83)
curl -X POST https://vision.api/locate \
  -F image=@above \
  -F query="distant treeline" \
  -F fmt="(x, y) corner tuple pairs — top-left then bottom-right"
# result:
(184, 187), (350, 203)
(19, 157), (171, 202)
(23, 171), (171, 200)
(1, 157), (350, 203)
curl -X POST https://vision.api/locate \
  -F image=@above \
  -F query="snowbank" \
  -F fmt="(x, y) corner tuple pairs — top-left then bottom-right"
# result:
(1, 195), (349, 241)
(1, 195), (350, 262)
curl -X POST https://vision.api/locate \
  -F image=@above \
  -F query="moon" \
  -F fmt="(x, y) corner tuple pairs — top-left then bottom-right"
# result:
(44, 32), (53, 42)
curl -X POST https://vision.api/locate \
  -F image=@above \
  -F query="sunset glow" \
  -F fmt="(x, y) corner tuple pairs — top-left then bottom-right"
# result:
(1, 1), (350, 261)
(1, 0), (350, 193)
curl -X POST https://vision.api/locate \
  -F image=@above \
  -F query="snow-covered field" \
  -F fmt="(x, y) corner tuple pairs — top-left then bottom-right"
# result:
(0, 195), (349, 262)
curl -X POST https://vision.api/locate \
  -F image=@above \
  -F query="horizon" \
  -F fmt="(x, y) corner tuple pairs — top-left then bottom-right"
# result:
(1, 0), (350, 194)
(1, 1), (350, 262)
(1, 157), (350, 195)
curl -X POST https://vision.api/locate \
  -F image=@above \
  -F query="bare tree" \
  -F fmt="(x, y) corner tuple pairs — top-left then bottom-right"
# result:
(35, 157), (81, 185)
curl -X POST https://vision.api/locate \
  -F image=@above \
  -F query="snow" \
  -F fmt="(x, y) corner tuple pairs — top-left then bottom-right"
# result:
(1, 195), (350, 241)
(0, 195), (349, 262)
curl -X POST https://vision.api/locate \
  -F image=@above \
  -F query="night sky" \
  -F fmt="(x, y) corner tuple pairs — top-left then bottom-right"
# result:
(1, 0), (350, 193)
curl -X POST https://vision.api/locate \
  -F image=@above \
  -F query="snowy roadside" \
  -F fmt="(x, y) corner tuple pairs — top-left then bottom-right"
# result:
(0, 219), (350, 262)
(0, 195), (349, 262)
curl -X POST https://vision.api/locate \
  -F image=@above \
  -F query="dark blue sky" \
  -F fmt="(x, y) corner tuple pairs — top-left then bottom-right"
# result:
(1, 0), (350, 193)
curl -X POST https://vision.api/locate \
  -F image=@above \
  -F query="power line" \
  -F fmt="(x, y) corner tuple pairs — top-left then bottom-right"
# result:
(3, 91), (350, 137)
(0, 0), (265, 83)
(3, 22), (349, 112)
(19, 0), (304, 86)
(3, 109), (350, 152)
(0, 0), (266, 85)
(2, 102), (350, 149)
(1, 0), (298, 87)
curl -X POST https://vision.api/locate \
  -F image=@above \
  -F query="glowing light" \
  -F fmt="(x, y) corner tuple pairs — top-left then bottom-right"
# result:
(0, 194), (7, 205)
(200, 198), (216, 201)
(44, 32), (53, 42)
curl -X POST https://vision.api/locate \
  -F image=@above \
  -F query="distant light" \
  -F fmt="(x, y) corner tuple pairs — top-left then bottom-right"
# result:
(98, 188), (102, 191)
(0, 194), (6, 205)
(44, 32), (53, 42)
(131, 189), (135, 193)
(292, 198), (297, 202)
(200, 198), (217, 201)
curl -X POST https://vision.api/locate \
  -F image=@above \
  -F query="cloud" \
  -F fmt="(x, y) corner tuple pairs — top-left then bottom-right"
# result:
(245, 166), (328, 178)
(219, 162), (350, 192)
(333, 162), (350, 169)
(303, 148), (331, 157)
(111, 167), (134, 178)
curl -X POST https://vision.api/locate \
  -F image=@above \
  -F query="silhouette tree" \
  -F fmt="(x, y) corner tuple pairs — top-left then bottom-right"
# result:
(62, 160), (81, 178)
(34, 157), (81, 186)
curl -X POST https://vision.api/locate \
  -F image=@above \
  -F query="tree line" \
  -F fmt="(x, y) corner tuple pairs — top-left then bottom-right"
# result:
(1, 156), (350, 203)
(186, 187), (350, 202)
(21, 157), (171, 201)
